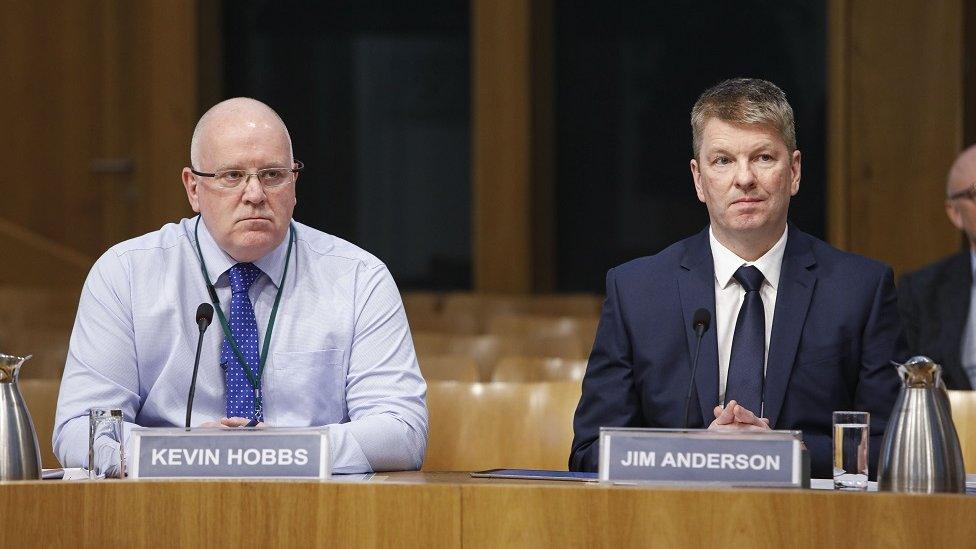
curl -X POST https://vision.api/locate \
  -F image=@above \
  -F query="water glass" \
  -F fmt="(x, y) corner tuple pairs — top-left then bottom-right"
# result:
(88, 408), (126, 479)
(833, 410), (869, 490)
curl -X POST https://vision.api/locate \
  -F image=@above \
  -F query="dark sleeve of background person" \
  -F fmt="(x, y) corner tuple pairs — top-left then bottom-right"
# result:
(896, 273), (921, 354)
(893, 254), (974, 390)
(568, 268), (646, 472)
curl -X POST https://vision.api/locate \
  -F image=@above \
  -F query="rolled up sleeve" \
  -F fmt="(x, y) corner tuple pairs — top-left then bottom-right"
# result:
(328, 263), (428, 473)
(53, 249), (141, 473)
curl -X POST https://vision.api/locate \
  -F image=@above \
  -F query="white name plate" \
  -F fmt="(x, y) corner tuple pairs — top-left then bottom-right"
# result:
(599, 427), (808, 487)
(129, 427), (330, 479)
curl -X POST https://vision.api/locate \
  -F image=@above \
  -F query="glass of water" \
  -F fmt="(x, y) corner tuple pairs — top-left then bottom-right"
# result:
(88, 408), (126, 479)
(832, 410), (869, 490)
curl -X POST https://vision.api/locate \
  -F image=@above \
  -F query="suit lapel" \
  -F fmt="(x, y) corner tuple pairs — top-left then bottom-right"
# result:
(763, 227), (816, 427)
(937, 253), (972, 388)
(677, 229), (719, 426)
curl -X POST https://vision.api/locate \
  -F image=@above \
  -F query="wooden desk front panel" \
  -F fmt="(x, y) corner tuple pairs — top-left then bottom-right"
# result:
(461, 483), (976, 548)
(0, 480), (460, 548)
(2, 475), (974, 548)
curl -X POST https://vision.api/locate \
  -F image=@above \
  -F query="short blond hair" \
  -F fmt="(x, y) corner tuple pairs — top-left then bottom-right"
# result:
(690, 78), (796, 159)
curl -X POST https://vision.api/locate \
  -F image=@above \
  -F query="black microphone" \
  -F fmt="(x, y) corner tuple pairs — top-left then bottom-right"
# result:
(683, 308), (711, 429)
(186, 303), (214, 430)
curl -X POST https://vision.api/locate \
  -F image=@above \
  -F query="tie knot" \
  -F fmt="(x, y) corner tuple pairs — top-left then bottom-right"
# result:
(733, 265), (765, 292)
(228, 263), (261, 294)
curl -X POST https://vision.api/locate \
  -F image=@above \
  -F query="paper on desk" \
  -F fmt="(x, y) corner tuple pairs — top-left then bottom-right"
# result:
(330, 473), (375, 482)
(56, 468), (89, 480)
(813, 476), (975, 495)
(810, 478), (878, 491)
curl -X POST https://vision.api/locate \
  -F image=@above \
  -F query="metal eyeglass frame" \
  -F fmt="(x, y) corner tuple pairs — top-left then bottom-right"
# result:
(947, 183), (976, 201)
(189, 160), (304, 188)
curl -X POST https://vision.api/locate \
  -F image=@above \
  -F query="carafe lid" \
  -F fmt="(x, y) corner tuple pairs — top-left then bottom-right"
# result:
(895, 355), (942, 388)
(0, 354), (31, 383)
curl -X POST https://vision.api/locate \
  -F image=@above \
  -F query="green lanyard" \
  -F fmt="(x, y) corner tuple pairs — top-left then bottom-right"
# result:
(193, 216), (294, 417)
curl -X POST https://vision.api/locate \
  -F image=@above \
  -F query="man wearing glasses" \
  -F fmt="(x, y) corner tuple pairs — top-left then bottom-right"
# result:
(898, 145), (976, 390)
(54, 98), (428, 474)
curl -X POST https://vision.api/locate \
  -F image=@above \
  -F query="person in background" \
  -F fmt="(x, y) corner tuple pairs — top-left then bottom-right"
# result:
(898, 144), (976, 390)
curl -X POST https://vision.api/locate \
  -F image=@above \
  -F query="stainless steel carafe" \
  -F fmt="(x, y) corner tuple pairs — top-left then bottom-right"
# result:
(877, 356), (965, 493)
(0, 353), (41, 480)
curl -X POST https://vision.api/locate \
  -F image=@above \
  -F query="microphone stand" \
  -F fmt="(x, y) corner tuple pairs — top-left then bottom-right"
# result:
(186, 304), (213, 430)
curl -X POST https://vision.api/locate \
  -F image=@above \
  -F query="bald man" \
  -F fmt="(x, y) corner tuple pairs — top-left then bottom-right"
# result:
(897, 144), (976, 389)
(54, 98), (429, 474)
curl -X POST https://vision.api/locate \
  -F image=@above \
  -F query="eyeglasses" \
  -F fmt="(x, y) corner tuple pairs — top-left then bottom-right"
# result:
(190, 160), (304, 189)
(948, 184), (976, 201)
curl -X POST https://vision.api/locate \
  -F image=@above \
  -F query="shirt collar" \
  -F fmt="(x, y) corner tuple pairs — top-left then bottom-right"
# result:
(709, 226), (789, 291)
(191, 216), (291, 288)
(252, 225), (292, 288)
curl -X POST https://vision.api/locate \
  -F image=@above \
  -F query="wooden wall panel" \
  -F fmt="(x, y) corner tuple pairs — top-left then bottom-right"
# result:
(473, 0), (533, 293)
(0, 220), (89, 287)
(0, 1), (105, 259)
(0, 1), (197, 286)
(830, 0), (964, 273)
(827, 0), (851, 250)
(472, 0), (555, 293)
(966, 0), (976, 145)
(129, 0), (198, 234)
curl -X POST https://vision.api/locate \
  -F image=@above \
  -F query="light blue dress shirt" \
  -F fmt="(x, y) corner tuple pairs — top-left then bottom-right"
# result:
(53, 216), (428, 474)
(962, 252), (976, 388)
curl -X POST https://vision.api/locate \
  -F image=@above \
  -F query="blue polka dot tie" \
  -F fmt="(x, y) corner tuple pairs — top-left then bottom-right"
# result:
(221, 262), (263, 421)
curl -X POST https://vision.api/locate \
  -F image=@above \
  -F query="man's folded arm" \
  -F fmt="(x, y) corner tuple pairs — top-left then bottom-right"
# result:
(329, 263), (428, 474)
(570, 268), (645, 472)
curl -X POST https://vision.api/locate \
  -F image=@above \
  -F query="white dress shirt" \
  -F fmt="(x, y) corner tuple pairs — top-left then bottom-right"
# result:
(709, 226), (788, 406)
(54, 216), (428, 474)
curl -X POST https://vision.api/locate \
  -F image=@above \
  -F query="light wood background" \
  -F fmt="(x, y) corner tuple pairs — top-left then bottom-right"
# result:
(829, 0), (966, 275)
(0, 0), (197, 289)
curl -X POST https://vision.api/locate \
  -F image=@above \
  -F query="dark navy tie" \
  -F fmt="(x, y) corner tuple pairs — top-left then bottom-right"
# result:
(221, 262), (263, 421)
(725, 265), (766, 414)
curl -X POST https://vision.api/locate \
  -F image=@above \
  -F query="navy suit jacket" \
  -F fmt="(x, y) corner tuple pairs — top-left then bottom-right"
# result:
(897, 252), (974, 390)
(569, 226), (905, 479)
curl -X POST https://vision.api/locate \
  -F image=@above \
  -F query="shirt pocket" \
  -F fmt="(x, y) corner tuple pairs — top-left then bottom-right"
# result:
(267, 349), (346, 426)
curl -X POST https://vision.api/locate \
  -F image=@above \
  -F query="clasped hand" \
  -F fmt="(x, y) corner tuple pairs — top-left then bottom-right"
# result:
(707, 400), (770, 432)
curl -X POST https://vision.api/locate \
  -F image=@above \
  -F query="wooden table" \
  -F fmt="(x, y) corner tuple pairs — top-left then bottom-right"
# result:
(2, 472), (973, 547)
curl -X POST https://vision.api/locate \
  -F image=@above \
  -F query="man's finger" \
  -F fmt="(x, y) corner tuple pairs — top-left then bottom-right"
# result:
(732, 404), (770, 429)
(713, 402), (736, 425)
(219, 417), (251, 427)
